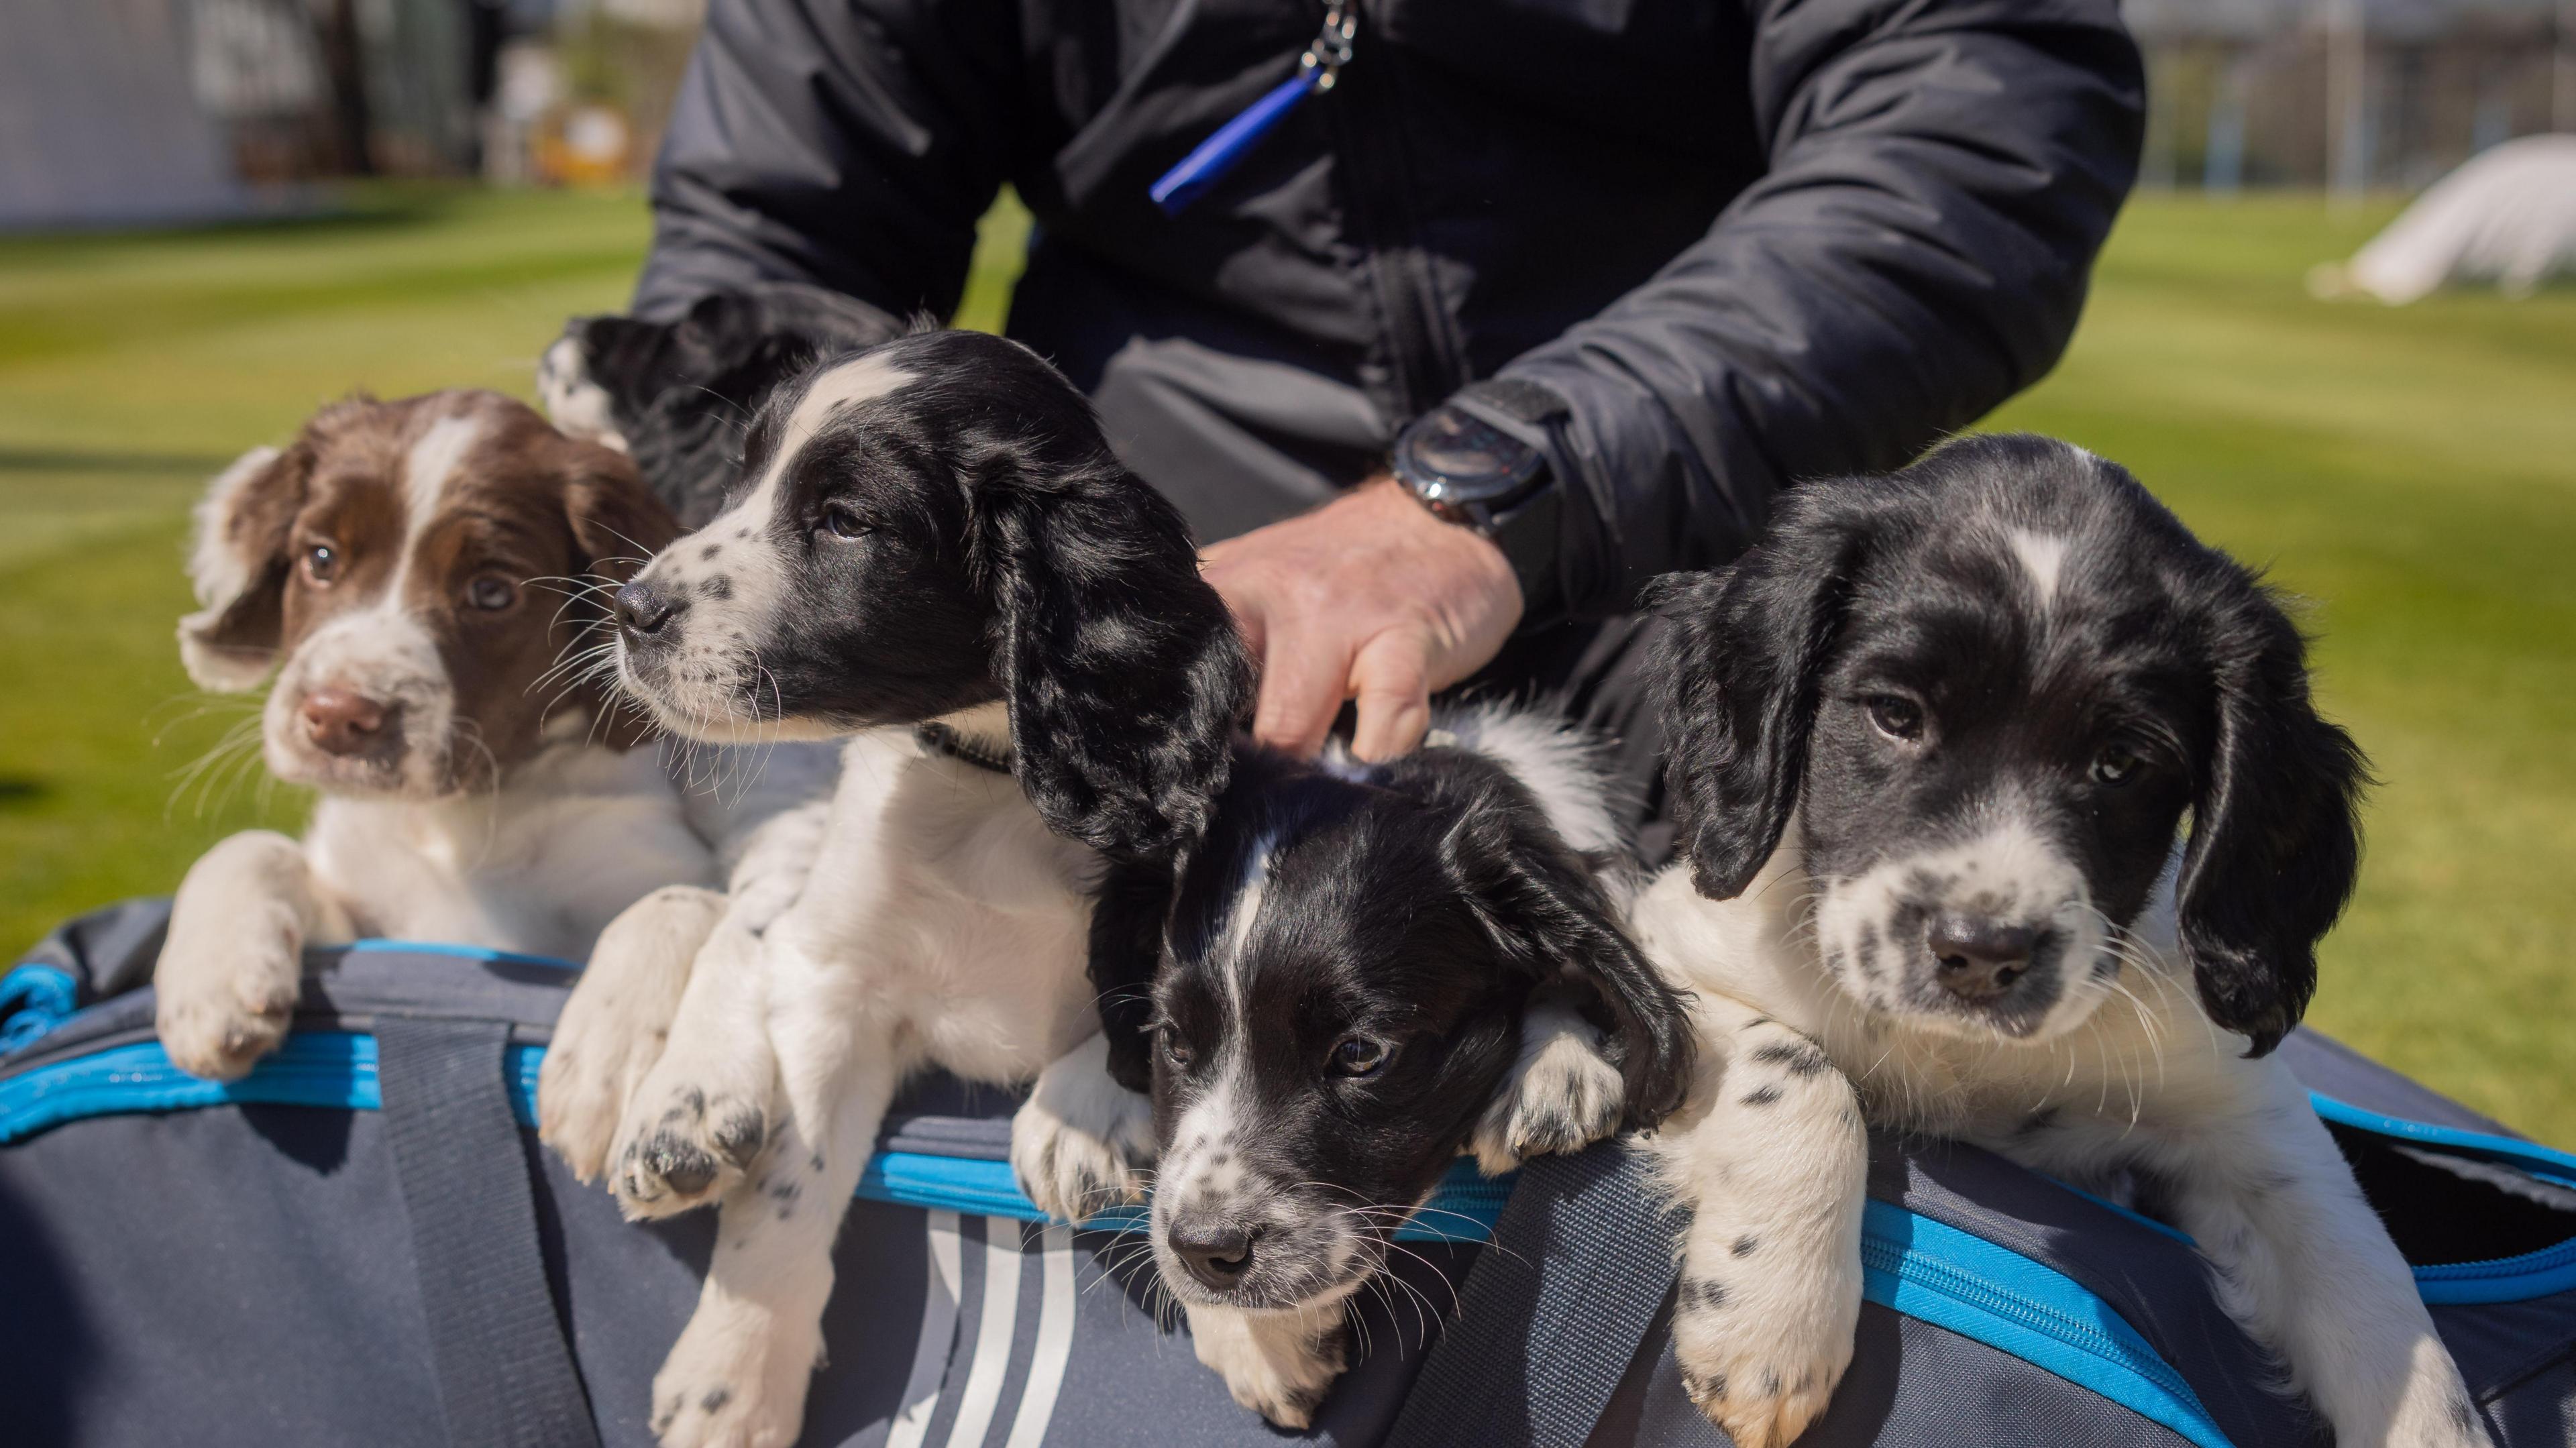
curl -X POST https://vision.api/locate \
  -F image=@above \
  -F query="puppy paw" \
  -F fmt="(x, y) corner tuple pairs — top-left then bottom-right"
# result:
(1187, 1301), (1348, 1431)
(649, 1300), (818, 1448)
(612, 1076), (773, 1220)
(154, 928), (301, 1081)
(1670, 1269), (1854, 1448)
(1469, 1003), (1625, 1174)
(540, 886), (723, 1182)
(1012, 1036), (1155, 1221)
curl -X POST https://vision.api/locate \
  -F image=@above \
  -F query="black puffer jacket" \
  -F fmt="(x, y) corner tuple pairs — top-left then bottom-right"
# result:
(634, 0), (2143, 621)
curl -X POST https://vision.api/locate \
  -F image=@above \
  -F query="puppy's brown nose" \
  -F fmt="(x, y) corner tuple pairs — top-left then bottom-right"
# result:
(300, 687), (390, 756)
(1169, 1220), (1258, 1291)
(1928, 915), (2037, 1002)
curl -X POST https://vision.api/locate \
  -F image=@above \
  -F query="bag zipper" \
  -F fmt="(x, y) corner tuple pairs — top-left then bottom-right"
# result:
(1859, 1199), (2233, 1448)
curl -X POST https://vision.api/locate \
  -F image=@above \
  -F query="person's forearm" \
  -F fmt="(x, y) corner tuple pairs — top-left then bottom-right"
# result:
(632, 0), (1015, 322)
(1487, 0), (2145, 619)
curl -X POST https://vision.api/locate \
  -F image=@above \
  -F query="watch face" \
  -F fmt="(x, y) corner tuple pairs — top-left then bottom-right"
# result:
(1403, 408), (1542, 506)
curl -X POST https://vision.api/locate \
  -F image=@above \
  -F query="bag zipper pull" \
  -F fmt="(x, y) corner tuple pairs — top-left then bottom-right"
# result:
(1151, 2), (1356, 217)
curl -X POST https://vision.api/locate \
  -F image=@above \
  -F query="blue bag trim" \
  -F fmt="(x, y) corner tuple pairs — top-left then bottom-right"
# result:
(0, 963), (80, 1052)
(2306, 1091), (2576, 1304)
(0, 1029), (1507, 1241)
(342, 939), (583, 972)
(2037, 1172), (2198, 1245)
(2310, 1091), (2576, 1187)
(7, 988), (2575, 1435)
(854, 1150), (1511, 1243)
(1862, 1200), (2231, 1448)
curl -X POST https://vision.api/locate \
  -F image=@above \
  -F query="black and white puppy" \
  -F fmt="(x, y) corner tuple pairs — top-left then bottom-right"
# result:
(1061, 706), (1694, 1428)
(538, 281), (902, 526)
(1628, 434), (2488, 1447)
(537, 329), (1252, 1448)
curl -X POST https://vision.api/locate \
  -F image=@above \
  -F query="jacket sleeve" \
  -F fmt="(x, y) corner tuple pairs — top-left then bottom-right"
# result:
(630, 0), (1020, 325)
(1492, 0), (2144, 620)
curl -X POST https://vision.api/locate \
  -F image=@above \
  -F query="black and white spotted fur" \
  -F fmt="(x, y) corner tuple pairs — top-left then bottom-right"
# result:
(1629, 434), (2487, 1447)
(1049, 706), (1693, 1427)
(535, 331), (1252, 1448)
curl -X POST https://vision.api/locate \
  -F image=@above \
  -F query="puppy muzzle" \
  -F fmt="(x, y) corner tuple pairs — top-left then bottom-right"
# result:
(261, 612), (458, 796)
(1151, 1188), (1377, 1312)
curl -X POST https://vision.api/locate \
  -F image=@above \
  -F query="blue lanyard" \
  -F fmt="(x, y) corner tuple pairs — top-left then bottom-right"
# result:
(1150, 3), (1356, 216)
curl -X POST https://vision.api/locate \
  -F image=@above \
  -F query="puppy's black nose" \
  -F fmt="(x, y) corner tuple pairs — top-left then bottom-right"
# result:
(1929, 915), (2038, 1002)
(614, 579), (683, 638)
(1170, 1221), (1258, 1291)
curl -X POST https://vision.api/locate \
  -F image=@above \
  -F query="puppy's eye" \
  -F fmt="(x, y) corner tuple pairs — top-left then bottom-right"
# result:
(1328, 1038), (1389, 1078)
(303, 543), (338, 583)
(817, 504), (871, 542)
(2091, 744), (2144, 787)
(465, 577), (517, 612)
(1864, 693), (1925, 742)
(1159, 1029), (1195, 1070)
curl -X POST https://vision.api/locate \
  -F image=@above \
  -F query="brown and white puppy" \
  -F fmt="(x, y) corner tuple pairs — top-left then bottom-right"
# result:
(156, 390), (736, 1080)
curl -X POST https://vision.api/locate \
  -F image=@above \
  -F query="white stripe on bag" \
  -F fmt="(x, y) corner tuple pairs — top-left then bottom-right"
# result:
(888, 1210), (965, 1448)
(938, 1217), (1026, 1448)
(1002, 1225), (1077, 1448)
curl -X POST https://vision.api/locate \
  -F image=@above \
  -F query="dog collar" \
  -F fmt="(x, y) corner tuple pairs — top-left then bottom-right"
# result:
(914, 722), (1014, 776)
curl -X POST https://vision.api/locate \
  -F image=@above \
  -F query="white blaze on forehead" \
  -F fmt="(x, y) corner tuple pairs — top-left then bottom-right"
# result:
(757, 354), (918, 487)
(2006, 527), (2070, 610)
(405, 412), (484, 528)
(391, 410), (490, 600)
(717, 354), (920, 545)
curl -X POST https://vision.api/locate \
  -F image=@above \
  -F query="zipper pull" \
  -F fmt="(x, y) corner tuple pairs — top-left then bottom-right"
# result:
(1151, 3), (1356, 217)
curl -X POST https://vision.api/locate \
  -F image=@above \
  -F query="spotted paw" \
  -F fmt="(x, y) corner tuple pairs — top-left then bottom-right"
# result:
(1011, 1035), (1155, 1222)
(649, 1299), (818, 1448)
(611, 1076), (773, 1221)
(540, 886), (722, 1182)
(1671, 1271), (1851, 1448)
(1468, 1002), (1625, 1174)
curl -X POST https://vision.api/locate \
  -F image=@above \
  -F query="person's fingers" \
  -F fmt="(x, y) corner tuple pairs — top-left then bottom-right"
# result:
(1347, 631), (1434, 763)
(1250, 630), (1350, 758)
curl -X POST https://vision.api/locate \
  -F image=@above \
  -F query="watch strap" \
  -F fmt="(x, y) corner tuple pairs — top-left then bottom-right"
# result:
(1411, 380), (1570, 617)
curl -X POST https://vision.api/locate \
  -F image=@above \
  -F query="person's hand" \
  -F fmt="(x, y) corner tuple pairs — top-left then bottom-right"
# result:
(1201, 476), (1522, 761)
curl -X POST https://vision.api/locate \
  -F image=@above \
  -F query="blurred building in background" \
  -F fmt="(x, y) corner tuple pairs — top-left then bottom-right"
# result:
(2132, 0), (2576, 190)
(5, 0), (2573, 229)
(1, 0), (704, 228)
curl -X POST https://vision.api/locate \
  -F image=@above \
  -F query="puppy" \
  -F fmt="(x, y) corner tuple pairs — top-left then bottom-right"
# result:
(1629, 434), (2489, 1447)
(1054, 706), (1694, 1427)
(154, 390), (743, 1080)
(535, 331), (1250, 1448)
(538, 282), (902, 526)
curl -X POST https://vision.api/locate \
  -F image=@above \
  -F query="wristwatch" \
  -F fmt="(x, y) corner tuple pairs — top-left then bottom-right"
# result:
(1389, 379), (1567, 614)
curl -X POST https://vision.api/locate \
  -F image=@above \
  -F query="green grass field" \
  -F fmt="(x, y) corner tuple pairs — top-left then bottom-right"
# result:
(3, 186), (2567, 1139)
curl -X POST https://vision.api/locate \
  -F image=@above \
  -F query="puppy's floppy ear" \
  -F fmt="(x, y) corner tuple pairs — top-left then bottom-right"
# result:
(1644, 487), (1870, 900)
(977, 455), (1254, 857)
(178, 443), (315, 691)
(564, 447), (684, 588)
(1432, 783), (1695, 1128)
(560, 447), (685, 750)
(2176, 583), (2367, 1058)
(1088, 853), (1178, 1094)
